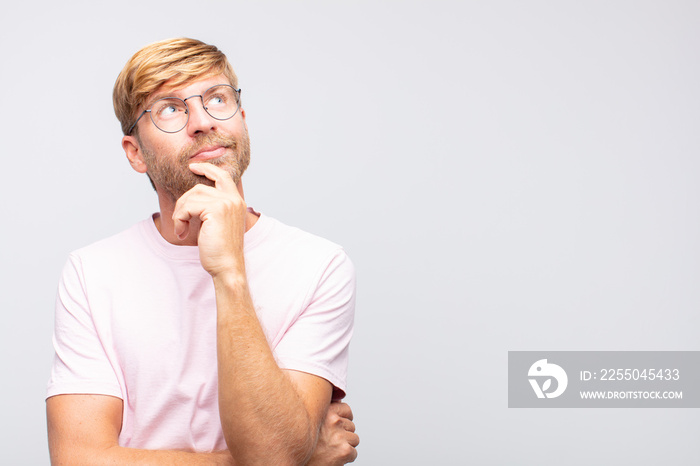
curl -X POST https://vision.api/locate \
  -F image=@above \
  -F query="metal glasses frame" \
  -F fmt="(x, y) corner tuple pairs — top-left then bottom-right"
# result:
(126, 84), (242, 135)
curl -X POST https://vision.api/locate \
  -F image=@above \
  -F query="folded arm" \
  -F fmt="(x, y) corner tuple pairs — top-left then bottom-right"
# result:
(47, 394), (234, 465)
(47, 394), (358, 465)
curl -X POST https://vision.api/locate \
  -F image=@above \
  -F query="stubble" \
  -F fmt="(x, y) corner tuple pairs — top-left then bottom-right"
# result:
(140, 130), (251, 201)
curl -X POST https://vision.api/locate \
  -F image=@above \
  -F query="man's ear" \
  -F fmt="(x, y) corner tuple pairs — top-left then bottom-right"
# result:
(240, 108), (248, 131)
(122, 135), (148, 174)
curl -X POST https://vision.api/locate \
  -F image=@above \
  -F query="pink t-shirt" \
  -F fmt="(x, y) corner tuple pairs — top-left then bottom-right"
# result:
(47, 210), (355, 451)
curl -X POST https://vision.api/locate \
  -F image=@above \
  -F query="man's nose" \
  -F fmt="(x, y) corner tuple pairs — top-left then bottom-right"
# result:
(184, 96), (217, 136)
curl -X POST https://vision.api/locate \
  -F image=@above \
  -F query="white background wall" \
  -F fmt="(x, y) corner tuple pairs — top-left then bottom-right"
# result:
(2, 1), (699, 464)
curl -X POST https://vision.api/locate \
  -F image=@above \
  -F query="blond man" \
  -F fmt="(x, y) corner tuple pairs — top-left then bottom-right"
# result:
(47, 38), (358, 465)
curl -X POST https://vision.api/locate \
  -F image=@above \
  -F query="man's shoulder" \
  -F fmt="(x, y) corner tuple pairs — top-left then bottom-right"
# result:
(248, 213), (353, 283)
(70, 219), (149, 262)
(258, 214), (346, 260)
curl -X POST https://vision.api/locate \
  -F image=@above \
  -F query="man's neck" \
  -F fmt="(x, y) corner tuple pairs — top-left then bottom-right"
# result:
(152, 181), (258, 246)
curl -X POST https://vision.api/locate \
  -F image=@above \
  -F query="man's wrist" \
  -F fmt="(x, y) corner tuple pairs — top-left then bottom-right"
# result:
(211, 269), (255, 322)
(211, 269), (248, 290)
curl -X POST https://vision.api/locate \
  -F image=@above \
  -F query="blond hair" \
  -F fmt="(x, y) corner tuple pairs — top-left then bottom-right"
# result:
(113, 38), (239, 135)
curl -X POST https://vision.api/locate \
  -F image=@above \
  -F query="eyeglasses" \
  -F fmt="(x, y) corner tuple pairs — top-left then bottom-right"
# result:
(127, 84), (241, 135)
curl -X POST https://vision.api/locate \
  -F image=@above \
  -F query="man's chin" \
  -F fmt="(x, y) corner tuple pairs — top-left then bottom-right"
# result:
(173, 171), (241, 199)
(192, 173), (216, 187)
(169, 175), (215, 200)
(154, 160), (244, 201)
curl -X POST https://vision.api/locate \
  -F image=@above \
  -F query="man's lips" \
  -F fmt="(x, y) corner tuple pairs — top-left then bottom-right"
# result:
(190, 146), (228, 161)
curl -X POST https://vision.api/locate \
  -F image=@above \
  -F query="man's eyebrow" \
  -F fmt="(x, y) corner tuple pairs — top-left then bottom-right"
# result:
(144, 90), (177, 108)
(144, 84), (229, 109)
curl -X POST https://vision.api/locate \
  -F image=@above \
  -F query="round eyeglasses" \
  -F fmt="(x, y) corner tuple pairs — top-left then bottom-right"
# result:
(127, 84), (241, 135)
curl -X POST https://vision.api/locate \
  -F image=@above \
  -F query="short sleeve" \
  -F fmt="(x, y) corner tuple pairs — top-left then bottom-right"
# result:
(274, 249), (356, 400)
(46, 254), (122, 399)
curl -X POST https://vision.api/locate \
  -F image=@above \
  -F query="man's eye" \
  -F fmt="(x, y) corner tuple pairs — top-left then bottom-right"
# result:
(156, 103), (182, 118)
(207, 95), (225, 106)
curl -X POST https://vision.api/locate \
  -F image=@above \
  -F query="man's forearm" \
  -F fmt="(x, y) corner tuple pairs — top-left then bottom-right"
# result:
(47, 394), (236, 466)
(214, 273), (320, 465)
(51, 446), (234, 466)
(170, 164), (328, 464)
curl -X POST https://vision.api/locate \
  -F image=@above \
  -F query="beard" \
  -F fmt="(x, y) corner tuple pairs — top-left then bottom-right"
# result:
(140, 129), (251, 201)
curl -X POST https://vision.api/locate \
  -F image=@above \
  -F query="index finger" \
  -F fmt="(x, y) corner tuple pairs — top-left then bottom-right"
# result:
(329, 401), (353, 421)
(188, 163), (237, 192)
